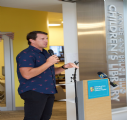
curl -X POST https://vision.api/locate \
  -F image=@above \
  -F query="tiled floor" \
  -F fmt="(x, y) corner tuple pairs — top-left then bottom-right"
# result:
(0, 101), (66, 120)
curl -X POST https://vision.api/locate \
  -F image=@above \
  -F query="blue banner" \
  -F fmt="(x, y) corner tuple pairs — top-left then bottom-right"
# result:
(88, 79), (109, 99)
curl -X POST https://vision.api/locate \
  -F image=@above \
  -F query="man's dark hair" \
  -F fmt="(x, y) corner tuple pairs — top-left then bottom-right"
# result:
(26, 31), (48, 45)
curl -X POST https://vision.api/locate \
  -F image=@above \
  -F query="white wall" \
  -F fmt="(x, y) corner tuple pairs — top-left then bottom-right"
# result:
(62, 2), (79, 120)
(112, 107), (127, 120)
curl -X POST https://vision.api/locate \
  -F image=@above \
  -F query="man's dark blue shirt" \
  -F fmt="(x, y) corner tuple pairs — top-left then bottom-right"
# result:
(16, 45), (57, 94)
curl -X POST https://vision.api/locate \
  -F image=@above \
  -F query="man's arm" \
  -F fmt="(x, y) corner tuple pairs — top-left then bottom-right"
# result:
(55, 63), (79, 75)
(19, 55), (59, 79)
(55, 67), (65, 75)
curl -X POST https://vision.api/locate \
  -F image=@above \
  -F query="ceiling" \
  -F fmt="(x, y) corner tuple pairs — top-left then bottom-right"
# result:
(0, 0), (63, 13)
(0, 0), (64, 24)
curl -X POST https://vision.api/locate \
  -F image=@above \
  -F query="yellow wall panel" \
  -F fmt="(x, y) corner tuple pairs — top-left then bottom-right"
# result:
(0, 6), (49, 107)
(49, 27), (64, 46)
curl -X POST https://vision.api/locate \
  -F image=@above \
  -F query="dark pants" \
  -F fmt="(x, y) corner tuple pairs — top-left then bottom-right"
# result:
(20, 91), (55, 120)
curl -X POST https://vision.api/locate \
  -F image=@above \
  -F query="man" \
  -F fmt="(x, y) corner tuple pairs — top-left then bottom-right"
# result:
(16, 31), (79, 120)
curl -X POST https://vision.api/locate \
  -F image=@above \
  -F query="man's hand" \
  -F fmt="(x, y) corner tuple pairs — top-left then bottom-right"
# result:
(55, 63), (79, 75)
(46, 55), (60, 66)
(64, 63), (79, 69)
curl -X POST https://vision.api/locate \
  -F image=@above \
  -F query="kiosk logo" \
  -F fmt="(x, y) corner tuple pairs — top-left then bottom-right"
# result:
(90, 87), (94, 92)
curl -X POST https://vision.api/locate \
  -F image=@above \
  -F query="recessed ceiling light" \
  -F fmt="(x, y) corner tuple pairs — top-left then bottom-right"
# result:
(48, 24), (61, 26)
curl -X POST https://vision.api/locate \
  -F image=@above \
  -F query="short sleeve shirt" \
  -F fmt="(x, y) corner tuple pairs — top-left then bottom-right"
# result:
(16, 45), (57, 94)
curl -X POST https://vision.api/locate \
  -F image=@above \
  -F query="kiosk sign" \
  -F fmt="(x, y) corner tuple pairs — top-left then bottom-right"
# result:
(88, 79), (109, 99)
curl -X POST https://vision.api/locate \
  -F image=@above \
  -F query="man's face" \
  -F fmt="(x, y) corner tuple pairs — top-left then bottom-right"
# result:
(30, 33), (48, 49)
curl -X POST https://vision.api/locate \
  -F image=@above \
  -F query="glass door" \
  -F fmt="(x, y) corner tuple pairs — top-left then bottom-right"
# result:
(0, 32), (14, 111)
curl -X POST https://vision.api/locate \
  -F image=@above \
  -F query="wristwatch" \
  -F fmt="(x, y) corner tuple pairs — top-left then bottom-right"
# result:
(62, 65), (68, 70)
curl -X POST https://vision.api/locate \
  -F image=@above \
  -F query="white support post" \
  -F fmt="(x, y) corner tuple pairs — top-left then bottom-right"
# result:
(62, 2), (79, 120)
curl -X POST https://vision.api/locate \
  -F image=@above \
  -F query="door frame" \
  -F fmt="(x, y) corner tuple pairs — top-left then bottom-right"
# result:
(0, 32), (15, 111)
